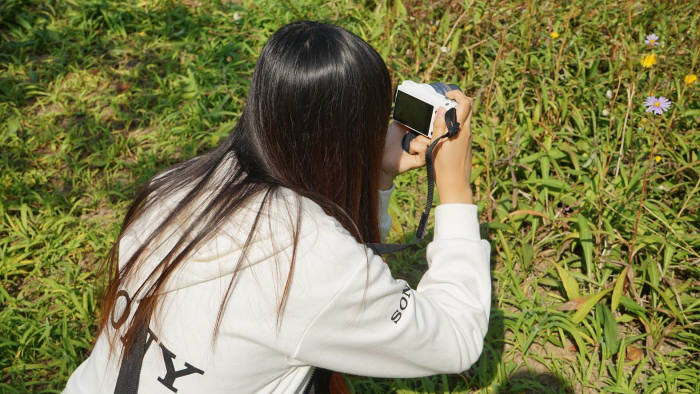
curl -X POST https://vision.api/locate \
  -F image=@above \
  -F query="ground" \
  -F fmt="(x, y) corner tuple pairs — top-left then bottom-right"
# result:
(1, 0), (698, 392)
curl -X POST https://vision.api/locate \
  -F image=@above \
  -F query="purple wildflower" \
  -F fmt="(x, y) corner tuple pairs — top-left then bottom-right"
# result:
(644, 33), (659, 46)
(644, 96), (671, 115)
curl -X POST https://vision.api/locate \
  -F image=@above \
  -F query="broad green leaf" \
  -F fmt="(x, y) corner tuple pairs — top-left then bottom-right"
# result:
(645, 259), (660, 287)
(550, 315), (594, 350)
(525, 178), (569, 190)
(6, 117), (20, 136)
(683, 108), (700, 117)
(533, 101), (541, 123)
(661, 288), (684, 322)
(521, 244), (534, 266)
(615, 314), (636, 323)
(555, 264), (580, 300)
(611, 266), (628, 311)
(539, 156), (550, 178)
(577, 214), (594, 277)
(626, 166), (646, 192)
(572, 289), (612, 324)
(571, 107), (586, 133)
(619, 295), (644, 316)
(393, 0), (407, 17)
(520, 151), (545, 164)
(647, 283), (686, 323)
(559, 96), (569, 122)
(450, 28), (461, 57)
(663, 244), (675, 275)
(547, 148), (568, 160)
(599, 304), (619, 354)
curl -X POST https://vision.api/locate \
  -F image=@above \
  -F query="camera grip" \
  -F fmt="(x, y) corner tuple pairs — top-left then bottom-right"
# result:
(429, 82), (461, 95)
(401, 132), (416, 153)
(402, 108), (458, 154)
(445, 108), (460, 138)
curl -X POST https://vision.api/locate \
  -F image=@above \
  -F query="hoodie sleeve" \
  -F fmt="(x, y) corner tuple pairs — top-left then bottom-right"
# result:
(291, 204), (491, 377)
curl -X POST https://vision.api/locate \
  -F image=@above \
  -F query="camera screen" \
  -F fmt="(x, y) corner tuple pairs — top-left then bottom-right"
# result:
(393, 90), (433, 135)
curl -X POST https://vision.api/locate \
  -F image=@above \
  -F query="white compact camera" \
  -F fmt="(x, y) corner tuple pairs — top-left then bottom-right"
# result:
(393, 80), (459, 138)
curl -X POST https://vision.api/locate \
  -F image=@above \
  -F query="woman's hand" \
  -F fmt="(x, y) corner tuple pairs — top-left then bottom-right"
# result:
(379, 121), (431, 190)
(431, 91), (474, 204)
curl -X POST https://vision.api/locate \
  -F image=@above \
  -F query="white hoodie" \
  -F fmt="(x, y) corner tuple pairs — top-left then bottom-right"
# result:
(64, 163), (491, 393)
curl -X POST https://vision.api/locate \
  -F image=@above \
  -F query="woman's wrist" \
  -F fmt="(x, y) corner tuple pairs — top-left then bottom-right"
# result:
(437, 181), (473, 204)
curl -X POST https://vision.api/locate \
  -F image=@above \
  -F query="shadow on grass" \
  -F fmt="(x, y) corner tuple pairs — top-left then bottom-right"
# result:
(0, 0), (250, 211)
(494, 369), (575, 394)
(461, 220), (574, 393)
(462, 307), (505, 390)
(0, 1), (249, 391)
(373, 224), (516, 392)
(465, 223), (575, 394)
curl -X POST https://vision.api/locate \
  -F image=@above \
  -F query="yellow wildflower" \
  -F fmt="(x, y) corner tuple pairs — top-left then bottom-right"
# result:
(655, 155), (661, 163)
(551, 31), (559, 39)
(641, 54), (657, 68)
(684, 74), (697, 85)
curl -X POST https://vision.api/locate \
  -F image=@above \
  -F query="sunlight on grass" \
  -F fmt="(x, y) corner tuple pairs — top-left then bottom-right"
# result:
(1, 0), (698, 392)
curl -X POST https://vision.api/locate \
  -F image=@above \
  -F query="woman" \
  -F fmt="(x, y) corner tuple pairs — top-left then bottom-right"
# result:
(65, 21), (490, 393)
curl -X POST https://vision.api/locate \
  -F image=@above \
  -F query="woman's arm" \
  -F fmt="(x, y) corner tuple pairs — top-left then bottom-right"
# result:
(377, 185), (394, 242)
(293, 90), (488, 376)
(290, 203), (490, 377)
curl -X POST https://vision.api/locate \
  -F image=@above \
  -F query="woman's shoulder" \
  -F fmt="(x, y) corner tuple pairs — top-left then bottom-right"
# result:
(253, 187), (366, 257)
(186, 185), (368, 268)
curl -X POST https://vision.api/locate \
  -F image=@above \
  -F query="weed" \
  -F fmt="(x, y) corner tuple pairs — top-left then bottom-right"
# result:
(1, 0), (698, 392)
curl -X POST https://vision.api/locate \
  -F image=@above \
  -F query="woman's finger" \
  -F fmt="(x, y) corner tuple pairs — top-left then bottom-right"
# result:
(414, 135), (431, 148)
(408, 136), (430, 155)
(403, 149), (426, 168)
(432, 107), (447, 141)
(445, 90), (469, 105)
(445, 90), (472, 126)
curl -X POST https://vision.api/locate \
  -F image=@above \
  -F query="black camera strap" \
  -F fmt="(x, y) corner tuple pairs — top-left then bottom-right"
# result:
(368, 107), (460, 255)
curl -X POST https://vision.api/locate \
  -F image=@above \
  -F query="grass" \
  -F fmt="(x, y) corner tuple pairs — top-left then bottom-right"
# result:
(1, 0), (698, 392)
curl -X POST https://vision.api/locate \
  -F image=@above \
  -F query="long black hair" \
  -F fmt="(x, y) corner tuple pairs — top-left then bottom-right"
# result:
(98, 21), (393, 357)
